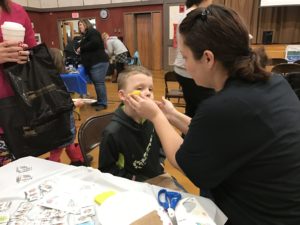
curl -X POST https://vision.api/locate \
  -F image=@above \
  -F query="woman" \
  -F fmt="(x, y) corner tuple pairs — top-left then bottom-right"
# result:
(174, 0), (214, 118)
(0, 0), (36, 160)
(77, 19), (109, 111)
(127, 5), (300, 225)
(102, 32), (129, 82)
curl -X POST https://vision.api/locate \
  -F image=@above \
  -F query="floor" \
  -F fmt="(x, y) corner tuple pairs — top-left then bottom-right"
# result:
(41, 70), (199, 195)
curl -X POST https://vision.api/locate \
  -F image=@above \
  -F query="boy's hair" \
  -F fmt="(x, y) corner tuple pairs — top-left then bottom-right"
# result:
(117, 66), (152, 90)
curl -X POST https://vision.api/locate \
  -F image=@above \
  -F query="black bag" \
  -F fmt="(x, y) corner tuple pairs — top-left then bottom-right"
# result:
(4, 43), (75, 158)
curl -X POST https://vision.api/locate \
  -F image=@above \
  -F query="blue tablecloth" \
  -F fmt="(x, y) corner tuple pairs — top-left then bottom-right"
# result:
(60, 65), (92, 95)
(60, 73), (87, 95)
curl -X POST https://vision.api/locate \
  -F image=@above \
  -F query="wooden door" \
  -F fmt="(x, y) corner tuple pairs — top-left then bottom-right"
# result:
(124, 11), (163, 71)
(136, 14), (152, 69)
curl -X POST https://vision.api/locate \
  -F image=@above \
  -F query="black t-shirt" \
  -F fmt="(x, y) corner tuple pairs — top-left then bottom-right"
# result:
(176, 75), (300, 225)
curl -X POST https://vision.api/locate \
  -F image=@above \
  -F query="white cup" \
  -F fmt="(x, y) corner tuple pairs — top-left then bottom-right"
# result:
(1, 21), (25, 42)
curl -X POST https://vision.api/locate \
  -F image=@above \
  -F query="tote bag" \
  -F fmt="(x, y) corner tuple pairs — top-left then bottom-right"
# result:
(4, 43), (75, 157)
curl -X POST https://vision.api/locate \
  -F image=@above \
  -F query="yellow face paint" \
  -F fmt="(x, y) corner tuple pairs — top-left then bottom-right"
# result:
(130, 90), (141, 96)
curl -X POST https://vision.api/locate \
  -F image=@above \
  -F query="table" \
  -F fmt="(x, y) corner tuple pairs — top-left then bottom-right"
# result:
(0, 157), (227, 225)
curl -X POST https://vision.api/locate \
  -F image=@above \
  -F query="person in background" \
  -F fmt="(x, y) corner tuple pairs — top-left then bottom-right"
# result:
(47, 48), (93, 166)
(127, 5), (300, 225)
(174, 0), (214, 118)
(99, 66), (166, 182)
(102, 32), (129, 83)
(77, 19), (109, 111)
(64, 36), (81, 69)
(0, 0), (36, 160)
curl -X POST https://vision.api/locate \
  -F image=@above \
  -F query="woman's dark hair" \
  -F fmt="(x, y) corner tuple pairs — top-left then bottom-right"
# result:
(186, 0), (204, 8)
(0, 0), (10, 13)
(179, 4), (270, 82)
(78, 19), (93, 32)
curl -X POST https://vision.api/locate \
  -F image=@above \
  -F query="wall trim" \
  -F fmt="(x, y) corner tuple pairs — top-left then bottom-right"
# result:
(25, 1), (163, 12)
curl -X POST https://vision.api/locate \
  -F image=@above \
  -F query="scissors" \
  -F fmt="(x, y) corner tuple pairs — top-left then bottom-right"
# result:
(158, 189), (182, 225)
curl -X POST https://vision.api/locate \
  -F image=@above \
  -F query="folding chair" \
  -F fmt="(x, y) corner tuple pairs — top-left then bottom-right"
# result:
(164, 71), (185, 107)
(268, 58), (287, 66)
(78, 113), (114, 166)
(271, 63), (300, 76)
(285, 72), (300, 100)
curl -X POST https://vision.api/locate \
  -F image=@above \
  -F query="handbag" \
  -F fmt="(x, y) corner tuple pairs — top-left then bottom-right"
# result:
(4, 43), (75, 157)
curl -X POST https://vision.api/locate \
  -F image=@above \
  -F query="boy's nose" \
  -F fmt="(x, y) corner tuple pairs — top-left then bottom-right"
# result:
(143, 89), (151, 97)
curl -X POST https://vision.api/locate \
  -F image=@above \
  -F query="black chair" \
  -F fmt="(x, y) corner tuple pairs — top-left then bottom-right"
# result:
(294, 60), (300, 64)
(268, 58), (287, 66)
(78, 113), (114, 166)
(271, 63), (300, 76)
(285, 72), (300, 100)
(164, 71), (185, 106)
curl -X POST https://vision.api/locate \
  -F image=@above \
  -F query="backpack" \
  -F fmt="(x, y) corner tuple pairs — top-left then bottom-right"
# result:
(4, 43), (75, 158)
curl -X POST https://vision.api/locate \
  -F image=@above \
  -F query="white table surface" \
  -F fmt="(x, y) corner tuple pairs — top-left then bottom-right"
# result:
(0, 157), (227, 225)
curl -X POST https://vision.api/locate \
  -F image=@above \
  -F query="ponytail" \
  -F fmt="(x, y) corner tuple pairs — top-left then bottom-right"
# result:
(231, 48), (271, 82)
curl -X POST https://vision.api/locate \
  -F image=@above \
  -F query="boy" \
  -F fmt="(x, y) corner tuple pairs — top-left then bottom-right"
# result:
(99, 66), (165, 181)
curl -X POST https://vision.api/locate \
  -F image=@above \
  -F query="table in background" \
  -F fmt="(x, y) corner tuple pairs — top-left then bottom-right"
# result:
(0, 157), (227, 225)
(60, 66), (90, 95)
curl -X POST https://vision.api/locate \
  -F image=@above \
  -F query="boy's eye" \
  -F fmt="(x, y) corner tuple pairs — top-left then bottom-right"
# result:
(149, 88), (153, 92)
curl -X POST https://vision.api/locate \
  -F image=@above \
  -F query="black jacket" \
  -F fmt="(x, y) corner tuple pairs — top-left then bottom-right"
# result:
(99, 106), (165, 181)
(79, 28), (108, 69)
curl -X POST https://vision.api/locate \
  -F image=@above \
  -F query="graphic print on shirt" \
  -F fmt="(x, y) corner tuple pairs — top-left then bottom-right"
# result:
(133, 129), (154, 169)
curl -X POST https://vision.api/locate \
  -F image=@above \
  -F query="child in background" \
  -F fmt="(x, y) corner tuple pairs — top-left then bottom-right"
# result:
(99, 66), (165, 181)
(48, 48), (91, 165)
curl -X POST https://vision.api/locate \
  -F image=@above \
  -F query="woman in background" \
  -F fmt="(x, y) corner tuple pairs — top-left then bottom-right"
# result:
(0, 0), (36, 160)
(77, 19), (109, 111)
(102, 32), (129, 83)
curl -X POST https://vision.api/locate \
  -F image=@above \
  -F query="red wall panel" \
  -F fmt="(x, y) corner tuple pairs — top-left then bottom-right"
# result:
(27, 5), (162, 49)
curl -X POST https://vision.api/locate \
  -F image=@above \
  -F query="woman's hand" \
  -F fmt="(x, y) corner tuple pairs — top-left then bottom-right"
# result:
(126, 94), (162, 121)
(156, 97), (177, 121)
(0, 41), (29, 64)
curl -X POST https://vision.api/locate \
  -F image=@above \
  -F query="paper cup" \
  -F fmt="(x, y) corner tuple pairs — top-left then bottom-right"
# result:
(1, 21), (25, 42)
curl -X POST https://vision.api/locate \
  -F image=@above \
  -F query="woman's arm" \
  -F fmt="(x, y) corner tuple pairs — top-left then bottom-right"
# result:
(158, 97), (191, 135)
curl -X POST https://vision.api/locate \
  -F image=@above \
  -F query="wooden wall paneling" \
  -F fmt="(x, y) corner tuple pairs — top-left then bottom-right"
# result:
(258, 7), (300, 44)
(124, 14), (136, 56)
(213, 0), (225, 5)
(136, 13), (152, 69)
(152, 12), (163, 70)
(225, 0), (260, 42)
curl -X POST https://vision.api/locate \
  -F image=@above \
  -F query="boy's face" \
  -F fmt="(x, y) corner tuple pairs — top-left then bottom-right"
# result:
(119, 73), (154, 101)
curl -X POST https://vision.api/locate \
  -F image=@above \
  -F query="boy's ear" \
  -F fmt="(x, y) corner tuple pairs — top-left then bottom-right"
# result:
(118, 90), (126, 101)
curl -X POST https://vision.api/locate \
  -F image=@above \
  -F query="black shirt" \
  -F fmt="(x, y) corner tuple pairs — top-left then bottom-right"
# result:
(176, 74), (300, 225)
(99, 106), (165, 181)
(79, 28), (108, 69)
